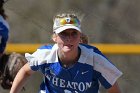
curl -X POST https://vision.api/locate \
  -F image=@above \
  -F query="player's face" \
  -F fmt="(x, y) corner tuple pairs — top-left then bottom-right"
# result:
(54, 29), (81, 53)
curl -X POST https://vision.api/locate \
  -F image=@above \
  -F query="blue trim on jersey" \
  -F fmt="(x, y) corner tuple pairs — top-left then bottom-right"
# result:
(38, 44), (53, 49)
(95, 71), (112, 89)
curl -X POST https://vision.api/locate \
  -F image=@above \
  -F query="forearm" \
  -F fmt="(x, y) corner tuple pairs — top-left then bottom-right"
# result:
(10, 63), (34, 93)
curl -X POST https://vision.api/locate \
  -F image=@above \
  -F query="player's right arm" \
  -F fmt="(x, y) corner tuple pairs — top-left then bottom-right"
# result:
(107, 82), (122, 93)
(10, 63), (35, 93)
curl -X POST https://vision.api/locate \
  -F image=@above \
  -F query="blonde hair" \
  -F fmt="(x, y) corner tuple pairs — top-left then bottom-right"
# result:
(80, 33), (89, 44)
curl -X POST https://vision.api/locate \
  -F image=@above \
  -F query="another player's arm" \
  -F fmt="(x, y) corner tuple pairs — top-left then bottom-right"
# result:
(10, 63), (35, 93)
(107, 82), (122, 93)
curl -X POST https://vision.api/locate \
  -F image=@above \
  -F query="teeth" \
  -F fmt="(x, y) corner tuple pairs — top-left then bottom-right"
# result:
(65, 44), (73, 47)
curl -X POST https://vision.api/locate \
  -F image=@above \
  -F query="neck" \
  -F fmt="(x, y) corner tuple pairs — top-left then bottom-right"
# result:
(58, 48), (80, 68)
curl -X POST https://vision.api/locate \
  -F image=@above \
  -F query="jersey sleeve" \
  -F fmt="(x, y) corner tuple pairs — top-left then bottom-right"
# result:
(93, 49), (123, 89)
(25, 48), (51, 71)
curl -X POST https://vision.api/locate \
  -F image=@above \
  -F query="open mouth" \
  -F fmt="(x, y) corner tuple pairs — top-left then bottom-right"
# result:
(65, 44), (73, 48)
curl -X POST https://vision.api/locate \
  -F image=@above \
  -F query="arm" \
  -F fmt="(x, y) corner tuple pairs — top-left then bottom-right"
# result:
(10, 63), (35, 93)
(107, 82), (121, 93)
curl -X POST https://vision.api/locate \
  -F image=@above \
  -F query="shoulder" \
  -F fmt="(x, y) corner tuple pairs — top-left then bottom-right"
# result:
(79, 44), (104, 56)
(80, 44), (123, 87)
(79, 44), (109, 66)
(25, 44), (58, 71)
(31, 44), (58, 58)
(78, 44), (105, 65)
(80, 44), (109, 63)
(32, 44), (54, 57)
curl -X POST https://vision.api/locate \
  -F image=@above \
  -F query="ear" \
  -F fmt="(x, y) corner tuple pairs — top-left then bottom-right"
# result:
(52, 34), (57, 42)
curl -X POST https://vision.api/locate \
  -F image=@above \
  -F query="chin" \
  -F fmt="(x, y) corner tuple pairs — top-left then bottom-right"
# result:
(62, 47), (74, 53)
(63, 49), (72, 52)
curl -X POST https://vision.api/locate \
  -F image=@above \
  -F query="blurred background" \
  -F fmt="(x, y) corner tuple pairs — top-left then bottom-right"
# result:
(1, 0), (140, 93)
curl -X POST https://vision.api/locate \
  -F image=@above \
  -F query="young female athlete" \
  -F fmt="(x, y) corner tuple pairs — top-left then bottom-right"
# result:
(10, 13), (122, 93)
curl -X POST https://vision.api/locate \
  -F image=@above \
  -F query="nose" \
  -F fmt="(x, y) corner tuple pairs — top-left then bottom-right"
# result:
(65, 34), (73, 42)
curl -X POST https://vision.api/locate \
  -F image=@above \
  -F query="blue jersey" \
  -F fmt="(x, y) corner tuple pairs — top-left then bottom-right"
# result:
(25, 44), (122, 93)
(0, 15), (9, 53)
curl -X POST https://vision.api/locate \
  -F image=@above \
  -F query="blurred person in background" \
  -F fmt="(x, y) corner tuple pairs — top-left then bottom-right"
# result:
(10, 13), (122, 93)
(0, 0), (9, 75)
(0, 0), (26, 90)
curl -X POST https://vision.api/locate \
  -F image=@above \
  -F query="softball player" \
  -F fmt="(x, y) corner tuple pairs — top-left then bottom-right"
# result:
(10, 13), (122, 93)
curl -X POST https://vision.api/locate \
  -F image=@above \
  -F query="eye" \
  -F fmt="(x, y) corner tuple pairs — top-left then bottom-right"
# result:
(58, 31), (68, 38)
(59, 31), (67, 36)
(71, 31), (79, 37)
(71, 31), (78, 35)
